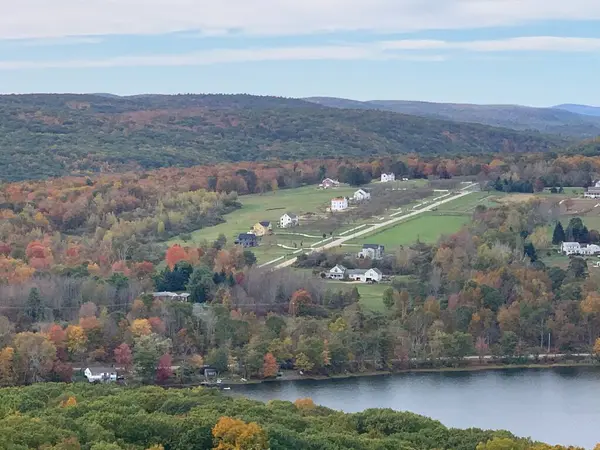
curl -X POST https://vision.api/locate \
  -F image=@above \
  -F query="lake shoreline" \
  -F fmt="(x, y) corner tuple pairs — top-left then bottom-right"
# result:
(163, 360), (598, 389)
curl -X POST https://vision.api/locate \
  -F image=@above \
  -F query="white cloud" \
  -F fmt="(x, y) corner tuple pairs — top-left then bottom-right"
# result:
(0, 44), (445, 70)
(0, 36), (598, 71)
(11, 37), (104, 47)
(380, 36), (600, 52)
(2, 0), (600, 40)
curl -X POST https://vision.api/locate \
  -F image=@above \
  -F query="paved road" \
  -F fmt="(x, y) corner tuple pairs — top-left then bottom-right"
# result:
(272, 188), (474, 270)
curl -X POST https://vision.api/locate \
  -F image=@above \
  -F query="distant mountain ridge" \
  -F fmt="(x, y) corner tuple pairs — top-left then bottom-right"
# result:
(553, 104), (600, 117)
(0, 93), (565, 182)
(305, 97), (600, 138)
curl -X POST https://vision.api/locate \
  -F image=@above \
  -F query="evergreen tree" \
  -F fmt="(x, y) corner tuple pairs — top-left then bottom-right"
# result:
(186, 266), (216, 303)
(25, 288), (45, 323)
(552, 221), (565, 245)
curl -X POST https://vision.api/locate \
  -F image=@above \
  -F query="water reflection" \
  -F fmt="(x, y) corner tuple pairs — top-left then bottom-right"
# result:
(234, 367), (600, 449)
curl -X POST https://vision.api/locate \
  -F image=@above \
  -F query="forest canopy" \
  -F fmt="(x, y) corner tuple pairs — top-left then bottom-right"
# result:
(0, 94), (564, 181)
(0, 383), (586, 450)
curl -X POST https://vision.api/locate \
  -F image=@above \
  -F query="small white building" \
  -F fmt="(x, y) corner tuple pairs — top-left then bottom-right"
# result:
(401, 177), (409, 182)
(581, 244), (600, 255)
(381, 173), (396, 183)
(346, 268), (383, 283)
(85, 367), (117, 383)
(561, 242), (600, 256)
(327, 265), (383, 283)
(358, 244), (385, 260)
(319, 178), (340, 189)
(279, 212), (299, 228)
(561, 242), (581, 255)
(153, 292), (190, 302)
(328, 265), (347, 280)
(584, 187), (600, 199)
(353, 189), (371, 201)
(331, 197), (348, 211)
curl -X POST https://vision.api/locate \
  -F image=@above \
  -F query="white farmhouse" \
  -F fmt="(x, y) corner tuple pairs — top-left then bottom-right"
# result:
(381, 173), (396, 183)
(353, 189), (371, 201)
(561, 242), (600, 256)
(327, 265), (383, 283)
(328, 265), (347, 280)
(358, 244), (385, 260)
(84, 367), (117, 383)
(319, 178), (340, 189)
(580, 244), (600, 255)
(346, 268), (383, 283)
(331, 197), (348, 211)
(279, 212), (299, 228)
(561, 242), (581, 255)
(584, 187), (600, 199)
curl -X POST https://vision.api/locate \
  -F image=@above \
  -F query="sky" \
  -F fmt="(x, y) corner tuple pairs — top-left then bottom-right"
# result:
(1, 0), (600, 106)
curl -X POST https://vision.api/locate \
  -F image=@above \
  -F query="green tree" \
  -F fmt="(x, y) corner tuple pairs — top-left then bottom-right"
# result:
(498, 331), (519, 357)
(186, 266), (216, 303)
(552, 221), (565, 245)
(567, 256), (588, 280)
(382, 288), (395, 309)
(133, 333), (172, 383)
(243, 250), (257, 267)
(206, 347), (229, 373)
(25, 288), (45, 323)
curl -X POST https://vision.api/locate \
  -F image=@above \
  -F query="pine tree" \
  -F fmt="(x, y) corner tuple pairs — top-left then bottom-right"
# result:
(25, 288), (45, 323)
(552, 221), (565, 245)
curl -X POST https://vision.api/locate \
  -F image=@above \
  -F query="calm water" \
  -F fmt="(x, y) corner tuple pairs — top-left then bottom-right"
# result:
(235, 367), (600, 448)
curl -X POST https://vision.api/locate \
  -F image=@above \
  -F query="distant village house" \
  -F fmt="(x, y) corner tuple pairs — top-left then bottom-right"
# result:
(357, 244), (385, 260)
(279, 212), (299, 228)
(152, 292), (191, 302)
(353, 189), (371, 201)
(327, 265), (383, 283)
(561, 242), (600, 256)
(331, 197), (349, 212)
(319, 178), (340, 189)
(85, 367), (117, 383)
(235, 233), (258, 247)
(584, 187), (600, 199)
(252, 221), (272, 236)
(381, 173), (396, 183)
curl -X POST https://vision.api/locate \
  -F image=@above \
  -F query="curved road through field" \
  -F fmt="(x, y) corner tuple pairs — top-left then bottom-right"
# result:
(272, 188), (475, 270)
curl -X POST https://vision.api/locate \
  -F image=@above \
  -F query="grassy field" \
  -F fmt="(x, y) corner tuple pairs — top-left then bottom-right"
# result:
(347, 213), (470, 250)
(169, 184), (355, 248)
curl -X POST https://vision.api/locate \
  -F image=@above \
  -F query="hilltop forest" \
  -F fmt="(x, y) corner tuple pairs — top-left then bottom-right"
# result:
(0, 383), (591, 450)
(0, 94), (564, 181)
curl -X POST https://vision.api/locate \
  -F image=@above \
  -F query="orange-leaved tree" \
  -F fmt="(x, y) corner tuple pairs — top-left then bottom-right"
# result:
(262, 353), (278, 378)
(212, 416), (268, 450)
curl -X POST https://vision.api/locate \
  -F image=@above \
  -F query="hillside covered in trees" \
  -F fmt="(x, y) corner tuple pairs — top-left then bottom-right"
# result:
(0, 93), (565, 181)
(0, 383), (588, 450)
(305, 97), (600, 138)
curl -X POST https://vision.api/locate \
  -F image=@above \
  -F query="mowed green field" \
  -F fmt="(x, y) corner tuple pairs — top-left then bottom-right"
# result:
(347, 213), (470, 250)
(170, 185), (356, 244)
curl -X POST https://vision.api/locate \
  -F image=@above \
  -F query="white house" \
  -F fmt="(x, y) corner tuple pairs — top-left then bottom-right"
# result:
(152, 292), (190, 302)
(584, 187), (600, 199)
(331, 197), (348, 211)
(327, 265), (383, 283)
(85, 367), (117, 383)
(561, 242), (600, 256)
(561, 242), (581, 255)
(358, 244), (385, 260)
(353, 189), (371, 201)
(319, 178), (340, 189)
(328, 265), (347, 280)
(581, 244), (600, 255)
(381, 173), (396, 183)
(279, 212), (299, 228)
(346, 268), (383, 283)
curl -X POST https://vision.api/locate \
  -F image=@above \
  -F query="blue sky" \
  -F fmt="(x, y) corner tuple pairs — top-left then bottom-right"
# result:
(2, 0), (600, 106)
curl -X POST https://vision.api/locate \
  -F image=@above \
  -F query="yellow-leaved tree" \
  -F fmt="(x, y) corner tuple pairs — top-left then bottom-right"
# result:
(212, 416), (268, 450)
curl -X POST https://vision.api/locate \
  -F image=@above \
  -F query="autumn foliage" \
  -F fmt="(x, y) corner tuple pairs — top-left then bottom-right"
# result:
(212, 416), (268, 450)
(262, 353), (278, 378)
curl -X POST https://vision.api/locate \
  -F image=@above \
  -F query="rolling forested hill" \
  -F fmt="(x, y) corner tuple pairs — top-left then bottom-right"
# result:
(306, 97), (600, 138)
(0, 93), (565, 181)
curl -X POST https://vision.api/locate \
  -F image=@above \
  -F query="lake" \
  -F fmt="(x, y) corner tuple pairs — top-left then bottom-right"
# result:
(234, 367), (600, 449)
